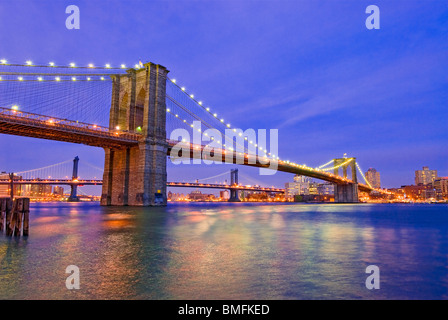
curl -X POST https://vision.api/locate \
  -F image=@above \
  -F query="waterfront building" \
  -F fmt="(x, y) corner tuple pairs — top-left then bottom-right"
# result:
(285, 175), (313, 199)
(220, 190), (230, 200)
(30, 184), (52, 197)
(53, 186), (65, 196)
(168, 192), (187, 201)
(402, 184), (435, 200)
(188, 190), (215, 201)
(434, 177), (448, 199)
(244, 191), (268, 201)
(415, 166), (438, 185)
(365, 168), (381, 189)
(317, 183), (334, 195)
(0, 172), (22, 197)
(308, 181), (319, 195)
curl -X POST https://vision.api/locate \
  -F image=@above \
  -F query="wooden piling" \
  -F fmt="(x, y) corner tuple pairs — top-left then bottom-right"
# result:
(0, 198), (4, 231)
(6, 199), (17, 236)
(0, 197), (9, 231)
(5, 198), (13, 235)
(2, 198), (29, 236)
(23, 198), (30, 236)
(14, 198), (24, 236)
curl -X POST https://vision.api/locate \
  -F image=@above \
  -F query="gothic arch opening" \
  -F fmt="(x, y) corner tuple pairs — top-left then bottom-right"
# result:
(118, 92), (129, 130)
(134, 88), (146, 131)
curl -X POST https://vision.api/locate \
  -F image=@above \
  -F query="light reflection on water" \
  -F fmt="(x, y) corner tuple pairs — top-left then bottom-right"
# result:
(1, 202), (448, 299)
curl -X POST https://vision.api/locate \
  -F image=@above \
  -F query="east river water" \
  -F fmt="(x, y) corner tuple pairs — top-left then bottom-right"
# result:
(1, 202), (447, 299)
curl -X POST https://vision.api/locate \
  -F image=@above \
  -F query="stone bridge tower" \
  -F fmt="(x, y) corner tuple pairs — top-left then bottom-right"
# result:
(101, 63), (169, 206)
(333, 157), (359, 203)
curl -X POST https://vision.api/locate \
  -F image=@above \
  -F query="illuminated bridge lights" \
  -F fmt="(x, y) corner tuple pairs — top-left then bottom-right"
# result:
(0, 59), (145, 70)
(168, 77), (276, 160)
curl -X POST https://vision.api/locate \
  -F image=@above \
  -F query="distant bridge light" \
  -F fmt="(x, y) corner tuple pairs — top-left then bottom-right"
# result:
(55, 77), (61, 81)
(190, 94), (194, 98)
(181, 87), (186, 91)
(37, 77), (43, 81)
(100, 77), (105, 80)
(88, 63), (94, 68)
(18, 77), (23, 81)
(171, 79), (176, 83)
(12, 105), (19, 111)
(0, 59), (7, 64)
(105, 64), (111, 68)
(120, 64), (126, 69)
(49, 62), (55, 66)
(26, 60), (33, 65)
(69, 63), (76, 67)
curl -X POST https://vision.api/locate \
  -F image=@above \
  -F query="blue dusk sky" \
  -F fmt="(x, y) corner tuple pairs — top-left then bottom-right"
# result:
(0, 0), (447, 191)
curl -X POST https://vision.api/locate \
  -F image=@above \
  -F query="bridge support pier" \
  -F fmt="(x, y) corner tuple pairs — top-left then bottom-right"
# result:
(334, 183), (359, 203)
(333, 157), (359, 203)
(228, 188), (240, 202)
(101, 63), (169, 206)
(228, 169), (241, 202)
(68, 156), (80, 202)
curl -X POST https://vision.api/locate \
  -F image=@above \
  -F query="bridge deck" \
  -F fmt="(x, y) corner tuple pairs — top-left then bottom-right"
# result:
(0, 107), (140, 149)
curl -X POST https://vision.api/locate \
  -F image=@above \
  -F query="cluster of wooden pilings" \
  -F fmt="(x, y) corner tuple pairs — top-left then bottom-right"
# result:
(0, 197), (30, 236)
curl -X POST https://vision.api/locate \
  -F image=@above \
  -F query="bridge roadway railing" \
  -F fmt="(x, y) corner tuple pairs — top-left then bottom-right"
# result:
(0, 107), (141, 144)
(0, 179), (284, 193)
(0, 179), (103, 185)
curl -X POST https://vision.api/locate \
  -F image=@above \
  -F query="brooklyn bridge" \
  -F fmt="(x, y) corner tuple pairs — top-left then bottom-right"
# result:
(0, 60), (384, 206)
